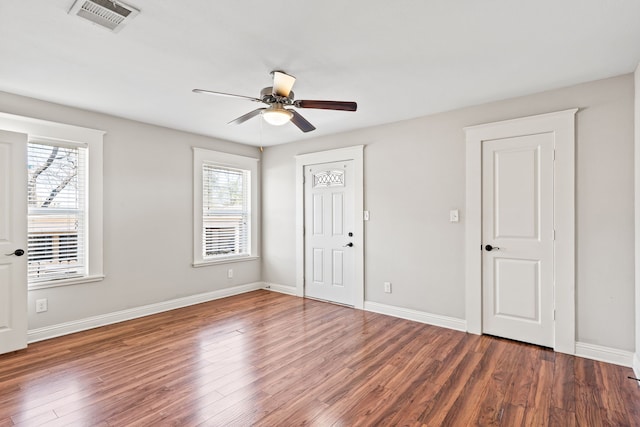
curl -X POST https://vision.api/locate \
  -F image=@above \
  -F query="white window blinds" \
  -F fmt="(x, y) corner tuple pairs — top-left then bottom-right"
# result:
(27, 142), (87, 283)
(202, 164), (250, 259)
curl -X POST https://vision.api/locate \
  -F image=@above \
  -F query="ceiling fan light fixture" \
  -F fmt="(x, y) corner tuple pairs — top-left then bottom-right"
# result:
(262, 105), (293, 126)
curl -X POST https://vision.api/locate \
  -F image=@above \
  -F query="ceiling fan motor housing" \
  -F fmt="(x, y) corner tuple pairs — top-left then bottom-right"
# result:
(260, 87), (294, 104)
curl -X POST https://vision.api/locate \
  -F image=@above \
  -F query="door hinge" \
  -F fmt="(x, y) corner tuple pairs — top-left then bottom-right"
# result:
(553, 309), (556, 320)
(553, 229), (556, 240)
(552, 149), (556, 161)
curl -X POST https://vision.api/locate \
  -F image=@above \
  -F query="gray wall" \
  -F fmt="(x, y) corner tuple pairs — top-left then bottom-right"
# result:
(0, 91), (262, 330)
(2, 73), (635, 352)
(262, 74), (635, 351)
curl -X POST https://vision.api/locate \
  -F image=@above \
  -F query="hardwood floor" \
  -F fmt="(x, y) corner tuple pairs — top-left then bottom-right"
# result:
(1, 290), (639, 426)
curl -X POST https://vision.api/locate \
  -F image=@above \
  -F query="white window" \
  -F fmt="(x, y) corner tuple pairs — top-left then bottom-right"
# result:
(27, 141), (87, 283)
(0, 112), (104, 289)
(193, 148), (259, 265)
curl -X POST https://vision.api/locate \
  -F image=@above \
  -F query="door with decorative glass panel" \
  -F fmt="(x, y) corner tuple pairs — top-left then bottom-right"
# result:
(304, 161), (355, 306)
(0, 130), (28, 355)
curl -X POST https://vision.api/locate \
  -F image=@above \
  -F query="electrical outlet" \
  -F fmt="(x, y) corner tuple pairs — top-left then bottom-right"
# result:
(227, 268), (233, 279)
(36, 299), (48, 313)
(384, 282), (392, 293)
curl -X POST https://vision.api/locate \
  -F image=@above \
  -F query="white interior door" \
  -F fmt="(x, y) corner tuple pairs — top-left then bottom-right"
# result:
(0, 130), (28, 354)
(482, 132), (554, 347)
(304, 160), (355, 306)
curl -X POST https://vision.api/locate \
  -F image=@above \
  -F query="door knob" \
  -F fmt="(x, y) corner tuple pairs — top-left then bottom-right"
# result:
(5, 249), (25, 257)
(343, 242), (354, 247)
(485, 244), (499, 252)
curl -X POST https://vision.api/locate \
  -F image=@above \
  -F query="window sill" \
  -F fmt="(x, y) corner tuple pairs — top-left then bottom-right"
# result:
(28, 274), (105, 291)
(192, 256), (260, 268)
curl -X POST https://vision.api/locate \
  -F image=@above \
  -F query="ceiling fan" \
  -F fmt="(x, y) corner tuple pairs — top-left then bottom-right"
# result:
(192, 71), (357, 133)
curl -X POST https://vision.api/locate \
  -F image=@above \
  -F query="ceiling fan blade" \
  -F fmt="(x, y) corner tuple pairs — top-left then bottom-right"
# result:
(272, 71), (296, 97)
(228, 108), (266, 125)
(290, 110), (316, 133)
(193, 89), (263, 103)
(295, 100), (357, 111)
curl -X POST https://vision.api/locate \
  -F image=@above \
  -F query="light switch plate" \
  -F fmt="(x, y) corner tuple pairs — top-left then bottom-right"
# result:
(450, 209), (459, 223)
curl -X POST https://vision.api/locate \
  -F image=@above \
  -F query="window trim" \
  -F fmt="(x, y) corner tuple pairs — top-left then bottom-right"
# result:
(193, 147), (259, 266)
(0, 112), (104, 290)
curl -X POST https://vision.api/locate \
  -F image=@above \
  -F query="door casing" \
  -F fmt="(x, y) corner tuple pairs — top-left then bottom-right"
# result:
(464, 109), (577, 354)
(295, 145), (364, 309)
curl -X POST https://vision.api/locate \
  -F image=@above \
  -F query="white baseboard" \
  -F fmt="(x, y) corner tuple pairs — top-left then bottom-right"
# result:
(28, 282), (264, 344)
(263, 282), (297, 296)
(634, 354), (640, 381)
(575, 341), (634, 367)
(364, 301), (467, 332)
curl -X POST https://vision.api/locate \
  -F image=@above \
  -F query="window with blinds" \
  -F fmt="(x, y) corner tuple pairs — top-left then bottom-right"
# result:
(202, 165), (250, 259)
(27, 142), (87, 283)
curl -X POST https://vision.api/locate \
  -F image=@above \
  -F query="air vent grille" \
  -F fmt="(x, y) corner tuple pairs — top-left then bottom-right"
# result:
(69, 0), (139, 32)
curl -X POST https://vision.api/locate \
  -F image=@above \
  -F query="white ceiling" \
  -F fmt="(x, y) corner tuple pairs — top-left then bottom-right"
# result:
(1, 1), (639, 147)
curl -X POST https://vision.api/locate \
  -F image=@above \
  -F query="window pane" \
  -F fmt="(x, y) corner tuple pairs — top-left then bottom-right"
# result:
(27, 142), (86, 283)
(202, 165), (249, 259)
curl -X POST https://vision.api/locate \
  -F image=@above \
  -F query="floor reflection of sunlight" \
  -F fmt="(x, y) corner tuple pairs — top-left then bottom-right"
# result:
(14, 371), (84, 424)
(193, 318), (261, 423)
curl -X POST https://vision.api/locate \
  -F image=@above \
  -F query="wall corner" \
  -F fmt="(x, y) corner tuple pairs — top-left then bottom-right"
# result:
(635, 63), (640, 365)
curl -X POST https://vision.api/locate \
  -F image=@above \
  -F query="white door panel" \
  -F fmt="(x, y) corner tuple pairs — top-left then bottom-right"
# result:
(493, 258), (540, 320)
(493, 148), (539, 239)
(482, 133), (554, 347)
(332, 193), (343, 235)
(0, 130), (28, 354)
(332, 250), (344, 286)
(313, 194), (323, 235)
(304, 161), (355, 305)
(313, 248), (324, 283)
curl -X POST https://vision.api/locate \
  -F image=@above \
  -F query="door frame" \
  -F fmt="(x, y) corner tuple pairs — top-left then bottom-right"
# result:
(464, 109), (577, 354)
(295, 145), (364, 309)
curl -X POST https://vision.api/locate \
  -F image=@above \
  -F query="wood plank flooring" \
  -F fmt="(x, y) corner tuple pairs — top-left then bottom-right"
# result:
(1, 290), (639, 426)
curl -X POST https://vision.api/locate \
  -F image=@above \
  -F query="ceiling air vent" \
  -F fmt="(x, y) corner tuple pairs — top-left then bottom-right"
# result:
(68, 0), (139, 32)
